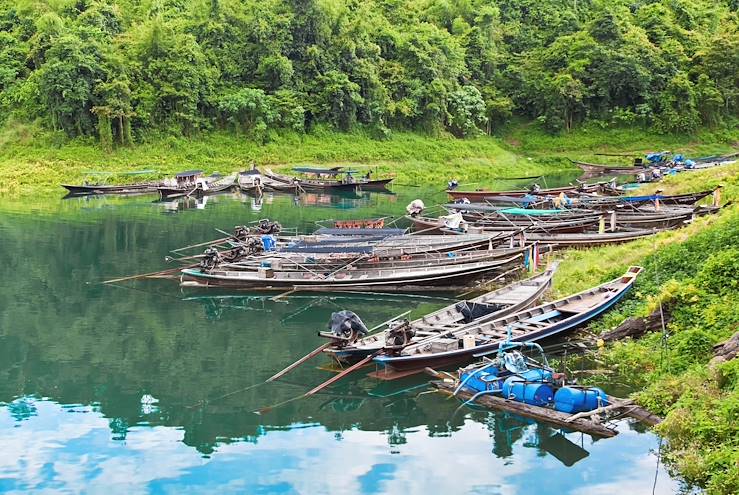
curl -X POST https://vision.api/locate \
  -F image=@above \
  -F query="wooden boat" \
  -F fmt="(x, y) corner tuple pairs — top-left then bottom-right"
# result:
(264, 168), (393, 192)
(271, 232), (516, 257)
(321, 264), (558, 364)
(571, 159), (645, 175)
(62, 183), (160, 196)
(617, 190), (713, 205)
(447, 182), (609, 201)
(370, 266), (643, 378)
(157, 170), (237, 199)
(180, 253), (523, 290)
(221, 246), (529, 273)
(159, 182), (235, 199)
(409, 215), (600, 235)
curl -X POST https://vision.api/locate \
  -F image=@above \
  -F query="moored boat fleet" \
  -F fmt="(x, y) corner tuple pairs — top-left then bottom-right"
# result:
(92, 150), (735, 438)
(63, 166), (394, 199)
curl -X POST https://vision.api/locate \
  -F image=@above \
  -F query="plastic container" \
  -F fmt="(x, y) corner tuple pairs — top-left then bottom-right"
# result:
(502, 376), (554, 406)
(261, 235), (276, 251)
(461, 369), (503, 393)
(553, 386), (609, 413)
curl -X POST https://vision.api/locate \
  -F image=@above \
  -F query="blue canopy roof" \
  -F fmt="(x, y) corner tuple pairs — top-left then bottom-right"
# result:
(176, 170), (203, 178)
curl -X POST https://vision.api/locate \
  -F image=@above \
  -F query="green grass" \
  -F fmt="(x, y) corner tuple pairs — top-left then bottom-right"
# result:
(500, 119), (739, 165)
(1, 120), (736, 199)
(0, 124), (565, 198)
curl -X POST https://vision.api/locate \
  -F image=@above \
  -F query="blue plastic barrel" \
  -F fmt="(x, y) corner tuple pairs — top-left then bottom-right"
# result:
(554, 387), (608, 413)
(461, 368), (502, 393)
(502, 376), (554, 406)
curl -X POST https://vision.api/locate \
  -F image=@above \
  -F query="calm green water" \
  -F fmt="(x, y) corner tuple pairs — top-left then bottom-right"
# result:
(0, 182), (682, 494)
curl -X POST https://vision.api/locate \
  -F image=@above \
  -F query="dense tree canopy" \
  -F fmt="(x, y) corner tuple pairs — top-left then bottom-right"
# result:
(0, 0), (736, 145)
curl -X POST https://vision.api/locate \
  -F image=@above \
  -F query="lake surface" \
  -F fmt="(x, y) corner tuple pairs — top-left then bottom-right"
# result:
(0, 180), (683, 494)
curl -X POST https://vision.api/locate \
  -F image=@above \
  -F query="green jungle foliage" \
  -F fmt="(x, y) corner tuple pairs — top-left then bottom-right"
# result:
(0, 0), (737, 147)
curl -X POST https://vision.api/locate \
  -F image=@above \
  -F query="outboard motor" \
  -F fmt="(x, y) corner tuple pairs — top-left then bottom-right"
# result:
(448, 179), (459, 190)
(529, 183), (542, 194)
(385, 319), (416, 349)
(200, 247), (222, 271)
(233, 225), (250, 241)
(406, 199), (425, 217)
(255, 219), (281, 235)
(328, 311), (369, 342)
(223, 245), (248, 262)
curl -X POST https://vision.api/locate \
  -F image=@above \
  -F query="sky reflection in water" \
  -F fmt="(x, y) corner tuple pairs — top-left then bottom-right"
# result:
(0, 186), (681, 494)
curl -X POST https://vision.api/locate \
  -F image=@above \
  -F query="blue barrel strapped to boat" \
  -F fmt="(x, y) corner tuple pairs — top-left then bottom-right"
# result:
(501, 369), (555, 407)
(553, 386), (608, 414)
(460, 367), (504, 393)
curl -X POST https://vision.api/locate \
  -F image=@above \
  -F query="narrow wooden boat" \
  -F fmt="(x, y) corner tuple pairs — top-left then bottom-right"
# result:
(275, 232), (516, 256)
(447, 182), (607, 201)
(322, 264), (558, 364)
(264, 168), (393, 192)
(62, 183), (160, 196)
(180, 253), (522, 290)
(571, 159), (645, 175)
(370, 266), (643, 378)
(409, 215), (599, 235)
(221, 246), (529, 272)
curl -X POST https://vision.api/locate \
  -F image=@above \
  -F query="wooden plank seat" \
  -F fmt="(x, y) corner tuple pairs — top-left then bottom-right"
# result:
(556, 300), (601, 313)
(527, 310), (562, 322)
(510, 322), (546, 332)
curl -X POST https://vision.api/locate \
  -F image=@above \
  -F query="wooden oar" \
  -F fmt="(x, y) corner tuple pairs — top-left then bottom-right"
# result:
(101, 263), (196, 284)
(171, 236), (231, 254)
(266, 342), (333, 382)
(255, 353), (377, 415)
(304, 353), (375, 397)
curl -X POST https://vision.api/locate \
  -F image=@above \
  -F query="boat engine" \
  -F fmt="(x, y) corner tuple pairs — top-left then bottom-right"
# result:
(328, 311), (369, 342)
(384, 319), (416, 349)
(254, 219), (282, 235)
(200, 247), (222, 271)
(405, 199), (425, 217)
(232, 225), (251, 241)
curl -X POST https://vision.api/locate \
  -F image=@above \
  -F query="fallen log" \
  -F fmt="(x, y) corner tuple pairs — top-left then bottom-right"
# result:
(601, 305), (673, 342)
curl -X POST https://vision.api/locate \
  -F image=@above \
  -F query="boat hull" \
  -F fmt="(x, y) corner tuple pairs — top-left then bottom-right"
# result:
(62, 184), (158, 196)
(372, 271), (638, 378)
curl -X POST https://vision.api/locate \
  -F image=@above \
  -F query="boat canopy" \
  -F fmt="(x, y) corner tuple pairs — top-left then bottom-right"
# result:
(293, 166), (345, 175)
(176, 170), (203, 178)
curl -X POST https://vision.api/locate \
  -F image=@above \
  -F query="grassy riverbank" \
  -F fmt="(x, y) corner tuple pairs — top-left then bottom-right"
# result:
(0, 123), (736, 198)
(552, 164), (739, 494)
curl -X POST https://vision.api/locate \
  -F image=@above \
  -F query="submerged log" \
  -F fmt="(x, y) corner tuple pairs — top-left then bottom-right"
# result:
(600, 305), (673, 342)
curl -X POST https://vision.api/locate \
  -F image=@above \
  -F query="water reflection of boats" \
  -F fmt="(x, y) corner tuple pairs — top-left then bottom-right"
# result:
(155, 192), (243, 211)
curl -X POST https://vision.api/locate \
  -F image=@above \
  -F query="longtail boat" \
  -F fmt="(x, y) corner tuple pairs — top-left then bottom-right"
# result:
(157, 171), (237, 199)
(265, 168), (393, 192)
(447, 182), (609, 201)
(370, 266), (643, 378)
(220, 246), (529, 272)
(321, 264), (558, 364)
(180, 253), (523, 290)
(62, 183), (160, 195)
(571, 159), (645, 175)
(62, 169), (162, 196)
(408, 215), (600, 234)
